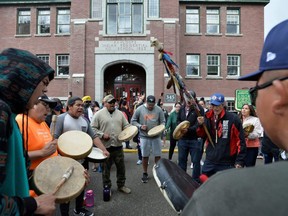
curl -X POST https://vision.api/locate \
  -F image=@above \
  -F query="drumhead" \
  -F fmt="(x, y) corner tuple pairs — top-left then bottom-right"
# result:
(148, 125), (165, 137)
(173, 121), (190, 140)
(87, 147), (107, 163)
(58, 130), (93, 160)
(33, 156), (85, 203)
(118, 125), (138, 142)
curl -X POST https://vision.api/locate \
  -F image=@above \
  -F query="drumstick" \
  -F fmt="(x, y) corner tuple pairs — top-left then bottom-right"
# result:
(52, 166), (74, 195)
(51, 115), (57, 140)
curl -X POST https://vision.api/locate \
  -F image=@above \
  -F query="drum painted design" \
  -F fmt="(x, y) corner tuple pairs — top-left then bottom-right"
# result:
(173, 120), (190, 140)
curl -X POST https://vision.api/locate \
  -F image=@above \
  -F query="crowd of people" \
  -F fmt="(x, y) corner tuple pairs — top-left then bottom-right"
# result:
(1, 19), (288, 216)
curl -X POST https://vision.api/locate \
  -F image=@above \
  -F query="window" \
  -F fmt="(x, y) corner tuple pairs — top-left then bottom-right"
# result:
(207, 55), (220, 76)
(186, 54), (200, 76)
(226, 101), (235, 111)
(148, 0), (159, 18)
(91, 0), (102, 19)
(206, 9), (220, 34)
(107, 0), (143, 34)
(17, 9), (31, 35)
(227, 9), (240, 34)
(186, 8), (199, 34)
(57, 8), (70, 34)
(37, 55), (50, 65)
(227, 55), (240, 76)
(37, 9), (50, 34)
(56, 55), (69, 76)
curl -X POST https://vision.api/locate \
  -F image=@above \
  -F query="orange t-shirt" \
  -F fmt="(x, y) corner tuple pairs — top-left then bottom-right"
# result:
(16, 114), (58, 170)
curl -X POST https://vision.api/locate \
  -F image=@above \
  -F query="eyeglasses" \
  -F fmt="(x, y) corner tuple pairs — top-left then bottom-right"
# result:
(39, 101), (50, 110)
(249, 76), (288, 106)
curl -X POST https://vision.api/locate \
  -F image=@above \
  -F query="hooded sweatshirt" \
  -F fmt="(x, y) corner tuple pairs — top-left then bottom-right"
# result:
(0, 48), (54, 215)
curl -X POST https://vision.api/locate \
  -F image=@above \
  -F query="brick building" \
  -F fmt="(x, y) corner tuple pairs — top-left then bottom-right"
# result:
(0, 0), (269, 111)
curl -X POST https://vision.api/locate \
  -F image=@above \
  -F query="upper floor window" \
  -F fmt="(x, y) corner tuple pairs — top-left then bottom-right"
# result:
(227, 55), (240, 76)
(186, 54), (200, 76)
(37, 9), (50, 34)
(107, 0), (143, 35)
(57, 8), (70, 34)
(57, 54), (70, 76)
(91, 0), (102, 19)
(207, 55), (220, 76)
(148, 0), (159, 18)
(37, 54), (50, 65)
(226, 9), (240, 34)
(186, 8), (199, 34)
(17, 9), (31, 35)
(206, 8), (220, 34)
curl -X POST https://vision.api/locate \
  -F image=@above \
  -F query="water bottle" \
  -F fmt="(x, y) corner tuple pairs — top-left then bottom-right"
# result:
(103, 185), (110, 202)
(85, 190), (94, 207)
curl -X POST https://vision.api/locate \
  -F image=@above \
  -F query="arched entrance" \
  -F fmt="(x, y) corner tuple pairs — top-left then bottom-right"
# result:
(104, 63), (146, 106)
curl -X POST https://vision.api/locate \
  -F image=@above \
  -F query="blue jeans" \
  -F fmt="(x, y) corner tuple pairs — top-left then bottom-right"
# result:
(202, 160), (234, 177)
(178, 139), (202, 180)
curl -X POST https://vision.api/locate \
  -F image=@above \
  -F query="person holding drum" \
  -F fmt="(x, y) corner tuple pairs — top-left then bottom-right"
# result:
(131, 95), (165, 183)
(53, 96), (109, 216)
(0, 48), (56, 215)
(16, 94), (58, 196)
(238, 104), (263, 167)
(91, 94), (132, 194)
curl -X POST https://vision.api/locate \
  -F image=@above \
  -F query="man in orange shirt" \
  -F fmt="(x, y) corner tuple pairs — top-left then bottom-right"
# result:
(16, 94), (58, 195)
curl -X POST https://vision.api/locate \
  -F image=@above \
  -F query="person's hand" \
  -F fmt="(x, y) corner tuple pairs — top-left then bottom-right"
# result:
(102, 134), (110, 140)
(83, 169), (90, 186)
(140, 125), (147, 131)
(197, 116), (205, 125)
(103, 149), (110, 158)
(34, 194), (56, 216)
(235, 164), (243, 169)
(41, 140), (57, 157)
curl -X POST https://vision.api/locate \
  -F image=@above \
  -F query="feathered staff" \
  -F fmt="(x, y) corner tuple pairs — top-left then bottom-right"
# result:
(151, 37), (214, 148)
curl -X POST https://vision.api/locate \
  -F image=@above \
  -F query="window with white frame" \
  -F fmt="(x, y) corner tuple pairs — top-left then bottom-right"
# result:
(17, 9), (31, 35)
(186, 54), (200, 76)
(186, 8), (199, 34)
(56, 55), (69, 76)
(57, 8), (70, 34)
(91, 0), (102, 19)
(227, 9), (240, 34)
(148, 0), (159, 18)
(227, 55), (240, 76)
(207, 55), (220, 76)
(107, 0), (143, 34)
(37, 9), (50, 34)
(206, 8), (220, 34)
(37, 54), (50, 65)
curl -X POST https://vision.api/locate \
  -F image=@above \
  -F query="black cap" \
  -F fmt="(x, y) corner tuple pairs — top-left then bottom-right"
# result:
(39, 94), (57, 109)
(147, 95), (156, 104)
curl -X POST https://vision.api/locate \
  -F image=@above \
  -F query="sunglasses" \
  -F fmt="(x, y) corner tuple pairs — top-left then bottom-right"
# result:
(249, 76), (288, 106)
(108, 101), (115, 104)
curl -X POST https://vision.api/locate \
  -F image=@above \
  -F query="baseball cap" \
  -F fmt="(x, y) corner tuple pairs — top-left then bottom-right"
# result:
(239, 19), (288, 81)
(103, 94), (116, 103)
(67, 96), (82, 106)
(38, 94), (57, 108)
(210, 93), (225, 106)
(146, 95), (156, 104)
(82, 95), (92, 102)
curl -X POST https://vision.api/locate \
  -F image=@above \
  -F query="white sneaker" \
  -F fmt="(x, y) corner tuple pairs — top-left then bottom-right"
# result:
(200, 160), (204, 166)
(190, 163), (193, 169)
(137, 160), (142, 165)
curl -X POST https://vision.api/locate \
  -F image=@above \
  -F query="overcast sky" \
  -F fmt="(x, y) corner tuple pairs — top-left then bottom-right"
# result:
(264, 0), (288, 37)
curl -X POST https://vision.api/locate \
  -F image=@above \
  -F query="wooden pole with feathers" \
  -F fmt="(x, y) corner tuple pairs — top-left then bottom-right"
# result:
(151, 37), (214, 148)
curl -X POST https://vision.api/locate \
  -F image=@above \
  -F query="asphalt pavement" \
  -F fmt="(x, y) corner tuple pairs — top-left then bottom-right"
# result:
(55, 141), (180, 216)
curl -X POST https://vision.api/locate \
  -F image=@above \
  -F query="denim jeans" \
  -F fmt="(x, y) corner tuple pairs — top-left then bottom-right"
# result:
(178, 139), (203, 180)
